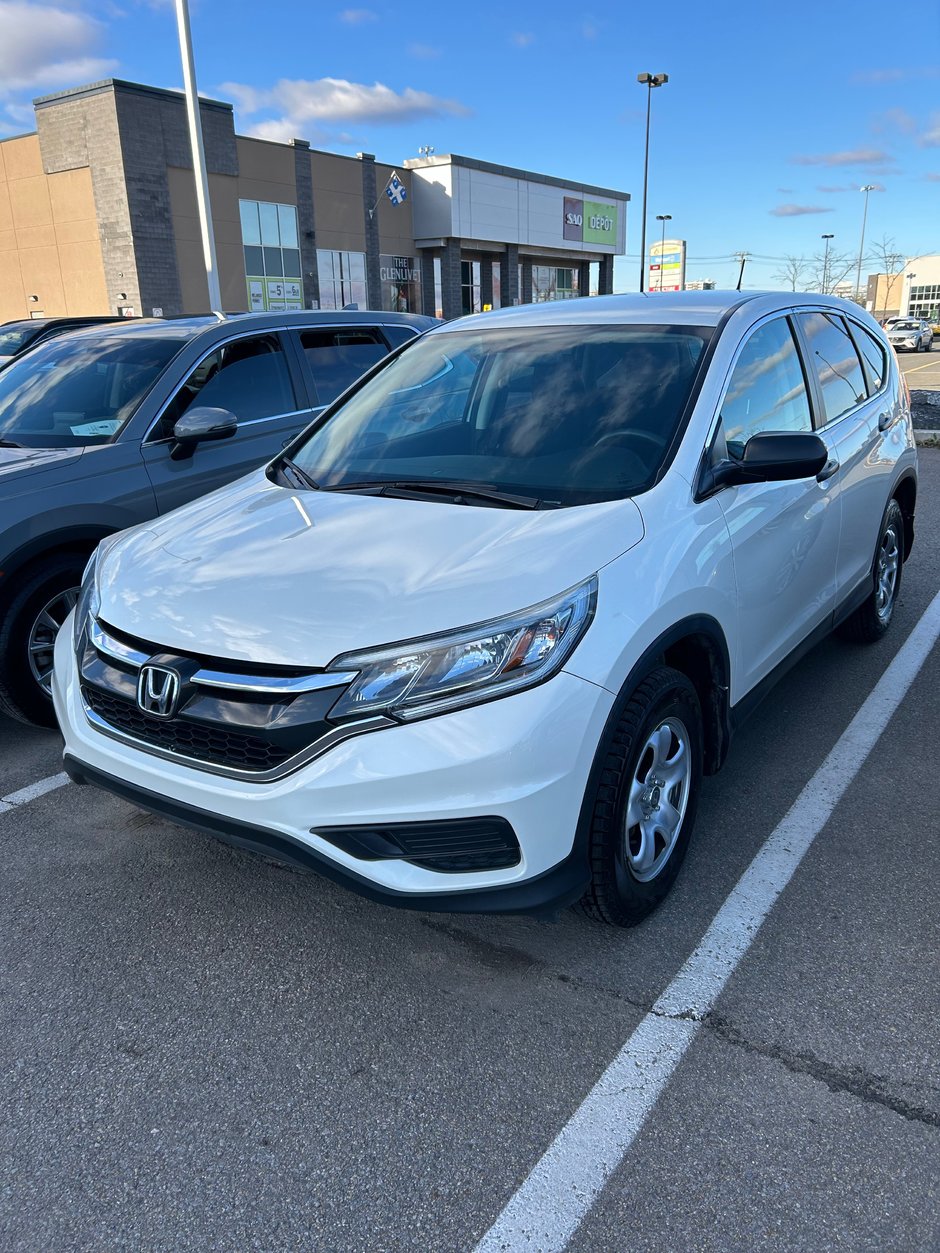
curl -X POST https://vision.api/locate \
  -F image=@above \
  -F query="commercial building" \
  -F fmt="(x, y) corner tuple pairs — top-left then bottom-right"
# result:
(0, 78), (628, 324)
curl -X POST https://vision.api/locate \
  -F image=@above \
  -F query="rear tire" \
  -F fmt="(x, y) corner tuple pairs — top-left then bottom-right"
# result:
(0, 555), (86, 727)
(578, 666), (703, 927)
(837, 499), (904, 644)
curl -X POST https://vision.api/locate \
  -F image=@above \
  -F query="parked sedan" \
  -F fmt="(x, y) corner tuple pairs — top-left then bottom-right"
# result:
(0, 316), (133, 370)
(55, 292), (917, 925)
(0, 309), (435, 724)
(885, 318), (933, 352)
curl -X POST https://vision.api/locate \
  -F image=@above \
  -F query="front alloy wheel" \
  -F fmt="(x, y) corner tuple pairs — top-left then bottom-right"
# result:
(579, 665), (703, 926)
(28, 588), (79, 697)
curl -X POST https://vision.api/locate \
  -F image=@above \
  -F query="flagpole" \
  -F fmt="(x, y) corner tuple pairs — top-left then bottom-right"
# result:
(368, 169), (398, 219)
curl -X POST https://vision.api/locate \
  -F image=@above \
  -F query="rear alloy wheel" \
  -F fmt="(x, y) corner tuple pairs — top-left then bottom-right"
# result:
(838, 499), (904, 644)
(0, 554), (87, 726)
(579, 666), (703, 926)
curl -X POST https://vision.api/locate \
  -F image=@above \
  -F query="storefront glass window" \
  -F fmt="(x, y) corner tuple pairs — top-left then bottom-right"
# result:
(433, 257), (443, 319)
(461, 260), (481, 315)
(532, 265), (578, 302)
(379, 255), (422, 312)
(317, 250), (368, 310)
(239, 199), (304, 310)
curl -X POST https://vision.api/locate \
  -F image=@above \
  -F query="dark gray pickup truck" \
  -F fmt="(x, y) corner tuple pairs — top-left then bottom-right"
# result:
(0, 309), (435, 724)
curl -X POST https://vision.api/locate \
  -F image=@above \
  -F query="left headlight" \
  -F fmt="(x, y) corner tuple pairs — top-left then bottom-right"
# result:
(72, 548), (102, 652)
(327, 576), (597, 724)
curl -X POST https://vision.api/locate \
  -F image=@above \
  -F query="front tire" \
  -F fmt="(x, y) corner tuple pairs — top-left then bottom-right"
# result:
(838, 499), (904, 644)
(579, 666), (703, 926)
(0, 555), (85, 727)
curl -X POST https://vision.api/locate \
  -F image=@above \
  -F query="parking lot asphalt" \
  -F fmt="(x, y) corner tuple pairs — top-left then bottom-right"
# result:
(2, 451), (939, 1252)
(899, 347), (940, 393)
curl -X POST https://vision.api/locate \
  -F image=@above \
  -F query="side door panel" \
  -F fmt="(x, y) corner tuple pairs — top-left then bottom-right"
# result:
(712, 315), (842, 696)
(141, 331), (313, 514)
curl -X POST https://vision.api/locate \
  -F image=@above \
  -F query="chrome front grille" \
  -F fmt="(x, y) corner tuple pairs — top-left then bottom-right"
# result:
(78, 618), (380, 781)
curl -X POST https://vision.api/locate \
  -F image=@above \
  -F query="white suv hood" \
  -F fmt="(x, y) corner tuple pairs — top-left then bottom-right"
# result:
(98, 471), (644, 668)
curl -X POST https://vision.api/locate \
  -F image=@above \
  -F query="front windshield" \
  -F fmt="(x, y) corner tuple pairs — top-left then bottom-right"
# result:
(0, 334), (187, 449)
(290, 324), (710, 506)
(891, 321), (918, 330)
(0, 325), (36, 357)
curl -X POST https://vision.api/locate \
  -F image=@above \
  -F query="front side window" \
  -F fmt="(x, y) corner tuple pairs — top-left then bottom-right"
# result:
(300, 329), (388, 405)
(151, 334), (296, 441)
(797, 312), (867, 424)
(289, 324), (710, 506)
(720, 318), (812, 455)
(0, 334), (187, 448)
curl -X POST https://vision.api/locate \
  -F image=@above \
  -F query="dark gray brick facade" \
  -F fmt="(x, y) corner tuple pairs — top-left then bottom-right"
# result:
(359, 155), (382, 311)
(500, 244), (519, 307)
(292, 140), (319, 309)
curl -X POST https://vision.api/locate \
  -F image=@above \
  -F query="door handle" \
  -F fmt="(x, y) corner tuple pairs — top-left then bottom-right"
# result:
(816, 457), (840, 483)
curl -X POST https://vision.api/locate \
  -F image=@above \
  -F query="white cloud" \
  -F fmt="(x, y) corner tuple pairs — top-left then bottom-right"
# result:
(770, 203), (834, 217)
(0, 2), (117, 95)
(339, 7), (377, 22)
(791, 147), (896, 168)
(511, 32), (534, 47)
(220, 76), (471, 141)
(408, 42), (441, 59)
(920, 114), (940, 147)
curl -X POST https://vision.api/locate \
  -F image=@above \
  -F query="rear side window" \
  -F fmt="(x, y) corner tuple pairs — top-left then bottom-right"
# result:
(851, 323), (887, 394)
(796, 312), (867, 424)
(720, 317), (812, 455)
(151, 333), (296, 441)
(300, 328), (388, 405)
(381, 325), (420, 349)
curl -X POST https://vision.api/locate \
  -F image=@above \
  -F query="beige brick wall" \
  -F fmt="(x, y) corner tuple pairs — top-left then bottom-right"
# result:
(0, 134), (109, 321)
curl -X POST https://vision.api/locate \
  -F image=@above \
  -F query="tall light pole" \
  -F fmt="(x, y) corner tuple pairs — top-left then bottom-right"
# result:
(655, 214), (672, 291)
(175, 0), (222, 312)
(637, 72), (668, 293)
(821, 233), (834, 295)
(854, 184), (876, 305)
(906, 272), (916, 316)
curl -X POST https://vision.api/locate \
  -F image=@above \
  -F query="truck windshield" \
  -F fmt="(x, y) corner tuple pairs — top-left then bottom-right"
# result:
(0, 334), (187, 448)
(290, 323), (711, 506)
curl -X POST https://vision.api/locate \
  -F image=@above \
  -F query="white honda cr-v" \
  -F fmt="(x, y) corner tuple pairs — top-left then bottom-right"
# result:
(54, 292), (917, 926)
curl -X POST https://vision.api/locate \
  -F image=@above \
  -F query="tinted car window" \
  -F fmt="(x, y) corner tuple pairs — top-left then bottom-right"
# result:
(152, 333), (296, 440)
(797, 312), (867, 423)
(381, 325), (420, 349)
(300, 329), (388, 405)
(0, 325), (38, 356)
(0, 334), (187, 448)
(721, 318), (812, 455)
(291, 325), (710, 505)
(852, 323), (887, 393)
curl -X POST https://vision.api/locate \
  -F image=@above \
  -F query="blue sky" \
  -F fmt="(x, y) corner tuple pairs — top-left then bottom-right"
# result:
(1, 0), (938, 290)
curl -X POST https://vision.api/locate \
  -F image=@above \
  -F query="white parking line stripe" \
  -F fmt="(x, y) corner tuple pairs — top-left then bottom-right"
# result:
(475, 586), (940, 1253)
(0, 772), (70, 812)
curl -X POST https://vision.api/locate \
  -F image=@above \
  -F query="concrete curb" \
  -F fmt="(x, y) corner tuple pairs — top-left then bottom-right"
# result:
(914, 429), (940, 448)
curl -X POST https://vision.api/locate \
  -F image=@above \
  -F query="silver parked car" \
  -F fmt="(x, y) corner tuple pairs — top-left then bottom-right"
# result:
(0, 309), (435, 725)
(885, 318), (933, 352)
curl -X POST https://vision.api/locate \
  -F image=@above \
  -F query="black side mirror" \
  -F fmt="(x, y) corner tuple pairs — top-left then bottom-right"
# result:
(169, 407), (238, 461)
(701, 431), (828, 495)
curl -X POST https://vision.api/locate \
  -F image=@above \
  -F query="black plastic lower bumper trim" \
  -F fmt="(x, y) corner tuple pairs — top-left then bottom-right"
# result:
(63, 754), (589, 916)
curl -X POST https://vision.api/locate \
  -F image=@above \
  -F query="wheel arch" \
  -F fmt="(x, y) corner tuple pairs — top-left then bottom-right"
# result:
(0, 526), (114, 609)
(892, 472), (916, 561)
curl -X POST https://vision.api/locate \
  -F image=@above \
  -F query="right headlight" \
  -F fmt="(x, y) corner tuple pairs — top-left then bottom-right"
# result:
(327, 576), (598, 724)
(72, 548), (101, 653)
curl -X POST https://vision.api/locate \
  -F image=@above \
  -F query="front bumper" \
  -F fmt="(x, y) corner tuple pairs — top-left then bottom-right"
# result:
(53, 624), (614, 914)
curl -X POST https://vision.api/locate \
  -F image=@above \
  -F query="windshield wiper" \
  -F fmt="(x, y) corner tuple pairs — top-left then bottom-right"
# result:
(326, 479), (542, 510)
(0, 439), (24, 448)
(277, 455), (319, 491)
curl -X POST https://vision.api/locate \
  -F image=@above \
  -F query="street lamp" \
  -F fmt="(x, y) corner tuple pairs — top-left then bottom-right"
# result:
(821, 233), (834, 295)
(637, 72), (668, 293)
(907, 272), (916, 316)
(655, 214), (672, 291)
(854, 185), (876, 303)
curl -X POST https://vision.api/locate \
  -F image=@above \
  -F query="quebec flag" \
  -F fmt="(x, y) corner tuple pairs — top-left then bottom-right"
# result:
(386, 173), (407, 206)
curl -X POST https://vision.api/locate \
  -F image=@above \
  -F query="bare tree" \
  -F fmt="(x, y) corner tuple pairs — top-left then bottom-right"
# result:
(772, 255), (811, 291)
(809, 248), (855, 295)
(867, 234), (905, 320)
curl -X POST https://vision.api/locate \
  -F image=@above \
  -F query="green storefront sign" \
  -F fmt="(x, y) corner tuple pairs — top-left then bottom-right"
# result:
(582, 200), (618, 246)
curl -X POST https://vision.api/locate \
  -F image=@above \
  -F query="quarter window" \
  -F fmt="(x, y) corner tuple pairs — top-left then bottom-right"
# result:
(151, 334), (296, 441)
(796, 312), (867, 424)
(721, 318), (812, 455)
(851, 323), (887, 394)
